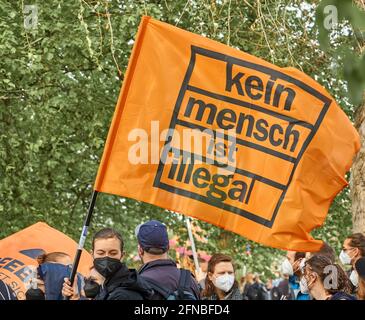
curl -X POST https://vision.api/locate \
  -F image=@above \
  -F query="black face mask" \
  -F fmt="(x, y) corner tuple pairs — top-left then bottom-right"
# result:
(93, 257), (122, 278)
(25, 288), (45, 300)
(84, 279), (101, 299)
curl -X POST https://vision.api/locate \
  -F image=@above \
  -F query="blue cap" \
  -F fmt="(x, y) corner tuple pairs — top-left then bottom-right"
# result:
(135, 220), (169, 252)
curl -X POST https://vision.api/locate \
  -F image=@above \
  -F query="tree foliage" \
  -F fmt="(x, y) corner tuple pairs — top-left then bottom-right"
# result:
(316, 0), (365, 106)
(0, 0), (358, 278)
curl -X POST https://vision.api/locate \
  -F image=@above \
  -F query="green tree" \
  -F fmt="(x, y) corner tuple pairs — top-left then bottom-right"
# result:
(0, 0), (358, 277)
(316, 0), (365, 235)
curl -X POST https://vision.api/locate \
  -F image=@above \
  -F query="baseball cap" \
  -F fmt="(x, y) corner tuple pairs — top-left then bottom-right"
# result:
(135, 220), (169, 252)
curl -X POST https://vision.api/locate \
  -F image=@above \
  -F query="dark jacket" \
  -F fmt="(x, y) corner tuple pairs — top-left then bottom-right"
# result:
(138, 259), (200, 299)
(0, 280), (17, 300)
(329, 292), (357, 300)
(276, 278), (295, 300)
(95, 263), (153, 300)
(243, 282), (268, 300)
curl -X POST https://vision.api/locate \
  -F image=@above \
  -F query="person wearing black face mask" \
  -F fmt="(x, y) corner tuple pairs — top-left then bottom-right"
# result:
(93, 256), (123, 278)
(83, 278), (101, 299)
(62, 228), (153, 300)
(25, 288), (45, 300)
(83, 267), (104, 299)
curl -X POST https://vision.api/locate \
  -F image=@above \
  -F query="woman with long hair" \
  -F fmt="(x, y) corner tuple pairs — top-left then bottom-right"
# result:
(300, 255), (355, 300)
(202, 253), (242, 300)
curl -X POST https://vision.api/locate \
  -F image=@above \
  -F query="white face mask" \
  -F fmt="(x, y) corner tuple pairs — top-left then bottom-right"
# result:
(349, 270), (359, 287)
(339, 250), (352, 265)
(213, 274), (235, 292)
(299, 276), (309, 294)
(281, 258), (294, 276)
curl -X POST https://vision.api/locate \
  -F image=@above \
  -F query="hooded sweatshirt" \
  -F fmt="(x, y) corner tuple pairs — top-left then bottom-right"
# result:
(95, 263), (153, 300)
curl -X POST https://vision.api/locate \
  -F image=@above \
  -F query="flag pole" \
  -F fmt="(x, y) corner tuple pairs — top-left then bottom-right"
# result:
(185, 217), (201, 274)
(65, 190), (98, 300)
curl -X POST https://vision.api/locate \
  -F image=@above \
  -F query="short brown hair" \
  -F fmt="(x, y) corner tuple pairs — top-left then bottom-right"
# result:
(37, 252), (70, 264)
(92, 228), (124, 252)
(145, 247), (165, 255)
(294, 252), (305, 261)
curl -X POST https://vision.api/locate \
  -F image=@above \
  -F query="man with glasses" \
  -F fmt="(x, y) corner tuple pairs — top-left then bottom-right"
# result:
(339, 233), (365, 292)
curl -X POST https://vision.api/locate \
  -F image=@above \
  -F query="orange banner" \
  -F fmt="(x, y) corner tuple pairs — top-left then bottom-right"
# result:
(0, 222), (92, 299)
(94, 16), (360, 252)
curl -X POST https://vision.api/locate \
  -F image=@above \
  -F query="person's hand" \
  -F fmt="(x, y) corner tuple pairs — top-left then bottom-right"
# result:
(62, 277), (80, 300)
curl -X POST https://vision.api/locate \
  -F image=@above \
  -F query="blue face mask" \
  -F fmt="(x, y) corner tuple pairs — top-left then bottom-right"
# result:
(38, 263), (83, 300)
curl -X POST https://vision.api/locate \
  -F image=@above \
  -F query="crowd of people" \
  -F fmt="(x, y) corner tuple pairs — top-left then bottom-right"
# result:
(237, 234), (365, 301)
(1, 220), (365, 301)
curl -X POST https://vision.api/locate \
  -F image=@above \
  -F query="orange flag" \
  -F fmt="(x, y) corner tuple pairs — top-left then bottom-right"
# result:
(0, 222), (92, 299)
(94, 16), (360, 252)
